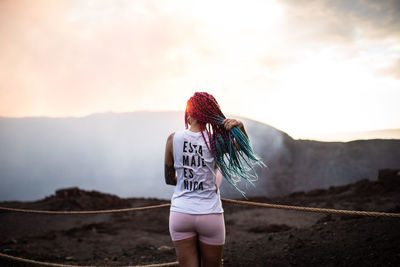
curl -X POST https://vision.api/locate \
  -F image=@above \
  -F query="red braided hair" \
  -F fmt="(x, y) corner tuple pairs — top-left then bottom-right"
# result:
(184, 92), (228, 154)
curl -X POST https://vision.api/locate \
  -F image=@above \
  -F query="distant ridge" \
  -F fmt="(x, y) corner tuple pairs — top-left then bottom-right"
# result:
(1, 111), (400, 201)
(2, 111), (400, 142)
(303, 128), (400, 142)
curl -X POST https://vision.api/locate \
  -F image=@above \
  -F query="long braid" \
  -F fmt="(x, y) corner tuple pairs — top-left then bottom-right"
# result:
(185, 92), (265, 196)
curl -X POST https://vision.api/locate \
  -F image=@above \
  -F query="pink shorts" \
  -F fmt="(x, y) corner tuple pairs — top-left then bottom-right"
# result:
(169, 211), (225, 245)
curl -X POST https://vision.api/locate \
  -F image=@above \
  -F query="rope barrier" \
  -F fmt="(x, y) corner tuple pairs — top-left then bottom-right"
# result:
(221, 198), (400, 218)
(0, 252), (178, 267)
(0, 203), (171, 214)
(0, 198), (399, 217)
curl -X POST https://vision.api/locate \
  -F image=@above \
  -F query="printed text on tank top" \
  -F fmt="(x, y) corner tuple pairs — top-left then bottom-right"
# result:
(182, 140), (206, 191)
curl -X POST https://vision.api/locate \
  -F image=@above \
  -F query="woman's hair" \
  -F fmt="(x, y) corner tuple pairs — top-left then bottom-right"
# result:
(185, 92), (265, 196)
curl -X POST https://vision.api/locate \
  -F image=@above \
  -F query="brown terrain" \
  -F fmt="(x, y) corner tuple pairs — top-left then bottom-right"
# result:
(1, 169), (399, 267)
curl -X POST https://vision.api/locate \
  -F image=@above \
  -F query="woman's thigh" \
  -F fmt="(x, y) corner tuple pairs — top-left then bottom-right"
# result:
(198, 241), (223, 267)
(173, 236), (199, 267)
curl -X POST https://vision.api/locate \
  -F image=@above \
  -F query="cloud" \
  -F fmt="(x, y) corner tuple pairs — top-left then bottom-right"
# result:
(376, 59), (400, 80)
(0, 0), (207, 116)
(280, 0), (400, 44)
(255, 0), (400, 87)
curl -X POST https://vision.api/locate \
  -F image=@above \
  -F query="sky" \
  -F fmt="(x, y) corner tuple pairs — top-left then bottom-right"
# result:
(0, 0), (399, 139)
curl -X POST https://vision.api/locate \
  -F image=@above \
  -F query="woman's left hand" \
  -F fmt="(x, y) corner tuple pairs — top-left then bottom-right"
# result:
(223, 119), (244, 131)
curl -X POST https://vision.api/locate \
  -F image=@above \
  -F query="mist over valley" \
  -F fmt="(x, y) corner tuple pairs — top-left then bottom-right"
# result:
(1, 111), (399, 201)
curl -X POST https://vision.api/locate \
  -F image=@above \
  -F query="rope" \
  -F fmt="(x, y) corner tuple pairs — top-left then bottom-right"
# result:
(0, 252), (178, 267)
(0, 203), (171, 214)
(221, 198), (400, 218)
(0, 199), (399, 217)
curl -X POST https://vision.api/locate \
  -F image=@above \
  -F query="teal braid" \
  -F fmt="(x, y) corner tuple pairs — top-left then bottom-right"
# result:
(214, 119), (265, 196)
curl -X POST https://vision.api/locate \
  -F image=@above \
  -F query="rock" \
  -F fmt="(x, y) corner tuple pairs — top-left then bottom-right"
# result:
(378, 169), (400, 190)
(157, 245), (173, 253)
(42, 187), (132, 211)
(56, 187), (81, 197)
(316, 214), (333, 224)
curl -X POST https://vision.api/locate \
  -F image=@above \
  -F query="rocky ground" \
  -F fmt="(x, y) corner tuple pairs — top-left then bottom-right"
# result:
(1, 169), (399, 267)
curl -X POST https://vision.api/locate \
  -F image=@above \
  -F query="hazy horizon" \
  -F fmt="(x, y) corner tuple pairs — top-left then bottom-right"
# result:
(1, 110), (399, 142)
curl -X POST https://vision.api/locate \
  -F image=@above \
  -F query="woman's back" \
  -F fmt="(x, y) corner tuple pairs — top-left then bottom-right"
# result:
(171, 129), (223, 214)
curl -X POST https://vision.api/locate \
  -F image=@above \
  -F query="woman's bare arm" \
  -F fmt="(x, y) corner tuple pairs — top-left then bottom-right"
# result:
(164, 133), (177, 185)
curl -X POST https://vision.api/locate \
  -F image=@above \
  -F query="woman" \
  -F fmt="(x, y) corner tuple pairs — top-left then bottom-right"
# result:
(164, 92), (263, 267)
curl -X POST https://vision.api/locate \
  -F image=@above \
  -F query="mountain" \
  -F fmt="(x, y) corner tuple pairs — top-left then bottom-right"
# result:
(248, 136), (400, 198)
(307, 128), (400, 141)
(0, 111), (399, 201)
(221, 120), (400, 198)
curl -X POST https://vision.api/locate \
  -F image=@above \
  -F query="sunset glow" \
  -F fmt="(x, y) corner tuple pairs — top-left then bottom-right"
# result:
(1, 0), (399, 140)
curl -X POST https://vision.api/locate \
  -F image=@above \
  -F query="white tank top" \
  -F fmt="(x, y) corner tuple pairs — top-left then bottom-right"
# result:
(170, 129), (223, 214)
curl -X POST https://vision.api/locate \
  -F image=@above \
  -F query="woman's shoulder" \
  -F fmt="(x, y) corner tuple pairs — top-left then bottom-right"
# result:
(166, 132), (175, 142)
(168, 130), (185, 142)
